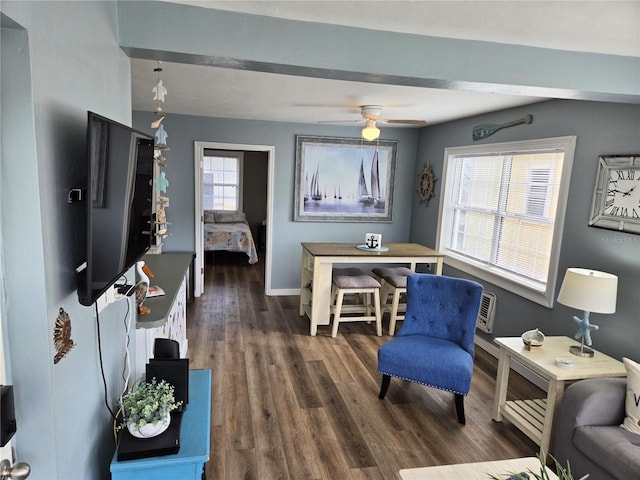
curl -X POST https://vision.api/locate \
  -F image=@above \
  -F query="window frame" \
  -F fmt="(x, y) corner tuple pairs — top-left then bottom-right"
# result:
(436, 136), (576, 307)
(202, 150), (244, 212)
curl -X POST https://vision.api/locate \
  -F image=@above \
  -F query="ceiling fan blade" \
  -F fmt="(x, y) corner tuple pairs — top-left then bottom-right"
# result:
(382, 119), (428, 126)
(317, 119), (365, 124)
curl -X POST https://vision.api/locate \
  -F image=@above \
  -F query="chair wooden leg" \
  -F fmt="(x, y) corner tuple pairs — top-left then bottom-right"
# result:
(379, 374), (391, 399)
(455, 393), (466, 425)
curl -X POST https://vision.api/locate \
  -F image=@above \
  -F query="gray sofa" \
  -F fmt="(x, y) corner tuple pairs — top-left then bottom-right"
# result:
(553, 377), (640, 480)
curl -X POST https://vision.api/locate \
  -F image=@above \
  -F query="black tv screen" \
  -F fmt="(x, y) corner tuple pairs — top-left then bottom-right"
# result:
(77, 112), (154, 306)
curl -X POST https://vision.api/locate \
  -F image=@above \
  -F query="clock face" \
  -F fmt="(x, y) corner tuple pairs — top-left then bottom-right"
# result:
(605, 168), (640, 219)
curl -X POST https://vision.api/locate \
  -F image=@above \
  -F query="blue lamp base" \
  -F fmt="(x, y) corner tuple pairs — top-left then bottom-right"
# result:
(570, 310), (598, 358)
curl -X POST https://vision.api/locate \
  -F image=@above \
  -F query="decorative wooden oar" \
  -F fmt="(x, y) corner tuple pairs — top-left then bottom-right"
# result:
(472, 114), (533, 141)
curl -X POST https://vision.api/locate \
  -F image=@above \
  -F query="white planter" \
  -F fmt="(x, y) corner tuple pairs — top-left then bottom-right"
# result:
(127, 413), (171, 438)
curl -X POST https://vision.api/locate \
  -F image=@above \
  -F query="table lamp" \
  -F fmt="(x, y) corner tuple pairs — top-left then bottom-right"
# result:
(557, 268), (617, 357)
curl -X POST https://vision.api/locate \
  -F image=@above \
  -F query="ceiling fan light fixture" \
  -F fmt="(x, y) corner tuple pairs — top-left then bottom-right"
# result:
(362, 121), (380, 141)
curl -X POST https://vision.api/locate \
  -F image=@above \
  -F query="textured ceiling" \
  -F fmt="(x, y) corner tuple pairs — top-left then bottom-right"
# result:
(131, 1), (639, 126)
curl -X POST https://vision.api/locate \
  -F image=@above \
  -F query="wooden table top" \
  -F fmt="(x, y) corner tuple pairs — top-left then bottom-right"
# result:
(301, 242), (444, 258)
(495, 336), (626, 381)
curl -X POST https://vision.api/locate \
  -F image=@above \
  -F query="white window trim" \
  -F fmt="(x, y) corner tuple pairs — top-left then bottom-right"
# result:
(436, 136), (576, 307)
(203, 150), (244, 212)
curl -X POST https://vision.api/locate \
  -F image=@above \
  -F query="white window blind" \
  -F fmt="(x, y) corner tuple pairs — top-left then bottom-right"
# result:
(202, 150), (243, 211)
(437, 137), (576, 307)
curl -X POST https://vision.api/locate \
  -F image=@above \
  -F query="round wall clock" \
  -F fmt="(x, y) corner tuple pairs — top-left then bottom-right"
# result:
(588, 155), (640, 234)
(417, 163), (436, 204)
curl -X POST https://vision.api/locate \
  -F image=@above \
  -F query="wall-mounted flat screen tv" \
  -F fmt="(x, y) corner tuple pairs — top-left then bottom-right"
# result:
(77, 111), (154, 306)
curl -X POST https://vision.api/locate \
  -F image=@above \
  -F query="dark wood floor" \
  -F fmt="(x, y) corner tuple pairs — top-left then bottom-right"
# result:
(187, 252), (542, 479)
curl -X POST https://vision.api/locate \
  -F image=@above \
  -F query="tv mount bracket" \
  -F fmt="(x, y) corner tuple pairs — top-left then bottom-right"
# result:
(67, 189), (84, 203)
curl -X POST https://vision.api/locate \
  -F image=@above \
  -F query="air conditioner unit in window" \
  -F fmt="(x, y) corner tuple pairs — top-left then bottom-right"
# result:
(476, 291), (496, 333)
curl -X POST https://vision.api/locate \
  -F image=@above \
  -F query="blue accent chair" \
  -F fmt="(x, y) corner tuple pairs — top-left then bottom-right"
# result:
(377, 274), (483, 424)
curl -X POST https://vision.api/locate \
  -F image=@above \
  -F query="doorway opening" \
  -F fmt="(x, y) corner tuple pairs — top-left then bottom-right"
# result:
(194, 141), (274, 297)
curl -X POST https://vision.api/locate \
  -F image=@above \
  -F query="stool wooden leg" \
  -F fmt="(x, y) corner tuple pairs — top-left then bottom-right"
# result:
(332, 290), (345, 338)
(388, 289), (402, 335)
(362, 292), (370, 323)
(373, 289), (382, 336)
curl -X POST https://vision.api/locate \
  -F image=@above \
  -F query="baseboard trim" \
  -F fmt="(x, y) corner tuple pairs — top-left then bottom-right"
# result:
(474, 335), (549, 392)
(266, 288), (300, 296)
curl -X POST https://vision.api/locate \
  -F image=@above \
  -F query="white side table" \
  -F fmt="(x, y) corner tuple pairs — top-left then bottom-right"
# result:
(492, 336), (626, 456)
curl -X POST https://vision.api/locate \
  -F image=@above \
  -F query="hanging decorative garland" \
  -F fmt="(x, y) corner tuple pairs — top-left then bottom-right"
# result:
(151, 62), (171, 247)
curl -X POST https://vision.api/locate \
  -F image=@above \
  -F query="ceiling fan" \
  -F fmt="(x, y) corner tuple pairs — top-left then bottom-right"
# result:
(319, 105), (427, 141)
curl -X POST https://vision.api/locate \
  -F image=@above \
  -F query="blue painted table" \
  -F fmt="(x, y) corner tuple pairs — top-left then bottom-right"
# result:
(110, 369), (211, 480)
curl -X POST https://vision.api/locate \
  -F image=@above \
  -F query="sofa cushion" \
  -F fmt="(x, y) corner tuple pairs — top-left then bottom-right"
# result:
(574, 425), (640, 478)
(622, 357), (640, 434)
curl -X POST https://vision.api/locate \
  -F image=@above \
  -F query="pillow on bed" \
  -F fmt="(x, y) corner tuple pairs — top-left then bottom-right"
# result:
(214, 211), (246, 223)
(203, 210), (216, 223)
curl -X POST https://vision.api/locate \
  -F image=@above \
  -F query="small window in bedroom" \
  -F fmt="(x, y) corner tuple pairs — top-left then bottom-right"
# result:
(202, 150), (243, 211)
(436, 136), (576, 307)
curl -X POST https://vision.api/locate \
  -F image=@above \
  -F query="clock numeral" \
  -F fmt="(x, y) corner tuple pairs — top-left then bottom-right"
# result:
(616, 170), (626, 180)
(627, 170), (635, 180)
(605, 198), (615, 208)
(620, 207), (628, 217)
(633, 208), (640, 219)
(610, 206), (620, 216)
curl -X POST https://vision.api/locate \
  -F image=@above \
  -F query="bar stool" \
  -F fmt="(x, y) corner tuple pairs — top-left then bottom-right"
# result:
(372, 267), (413, 335)
(331, 268), (382, 338)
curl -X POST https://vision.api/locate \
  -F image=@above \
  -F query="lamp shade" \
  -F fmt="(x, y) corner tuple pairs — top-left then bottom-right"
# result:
(557, 268), (618, 314)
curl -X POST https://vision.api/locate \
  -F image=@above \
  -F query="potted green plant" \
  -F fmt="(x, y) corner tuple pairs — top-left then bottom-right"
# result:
(121, 377), (182, 438)
(489, 454), (589, 480)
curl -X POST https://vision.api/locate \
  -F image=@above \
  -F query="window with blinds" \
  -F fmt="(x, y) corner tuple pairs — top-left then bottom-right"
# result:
(202, 150), (243, 211)
(437, 136), (576, 307)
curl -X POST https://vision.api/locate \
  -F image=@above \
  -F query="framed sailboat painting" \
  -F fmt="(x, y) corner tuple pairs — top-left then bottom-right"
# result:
(294, 135), (397, 222)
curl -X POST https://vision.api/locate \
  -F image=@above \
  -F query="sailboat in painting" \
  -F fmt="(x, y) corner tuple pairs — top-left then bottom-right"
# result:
(358, 158), (372, 204)
(310, 165), (322, 201)
(370, 150), (385, 208)
(358, 150), (385, 208)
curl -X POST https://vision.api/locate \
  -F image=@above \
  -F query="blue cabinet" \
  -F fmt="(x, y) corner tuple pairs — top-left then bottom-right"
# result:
(110, 369), (211, 480)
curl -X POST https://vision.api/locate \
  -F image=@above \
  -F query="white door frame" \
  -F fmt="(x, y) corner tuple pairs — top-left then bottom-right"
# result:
(193, 141), (274, 297)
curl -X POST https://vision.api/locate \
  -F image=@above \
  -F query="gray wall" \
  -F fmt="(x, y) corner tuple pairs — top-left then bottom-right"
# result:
(243, 151), (268, 245)
(132, 111), (420, 290)
(412, 99), (640, 362)
(1, 2), (136, 478)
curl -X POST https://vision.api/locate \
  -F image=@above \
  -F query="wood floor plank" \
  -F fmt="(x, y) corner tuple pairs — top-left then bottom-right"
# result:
(307, 359), (377, 469)
(267, 364), (323, 480)
(188, 256), (543, 479)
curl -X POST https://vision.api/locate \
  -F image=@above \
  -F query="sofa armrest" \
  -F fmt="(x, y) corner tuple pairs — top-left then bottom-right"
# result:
(560, 377), (626, 428)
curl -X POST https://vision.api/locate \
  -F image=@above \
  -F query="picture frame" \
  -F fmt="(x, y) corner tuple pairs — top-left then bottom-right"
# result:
(588, 154), (640, 234)
(294, 135), (397, 222)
